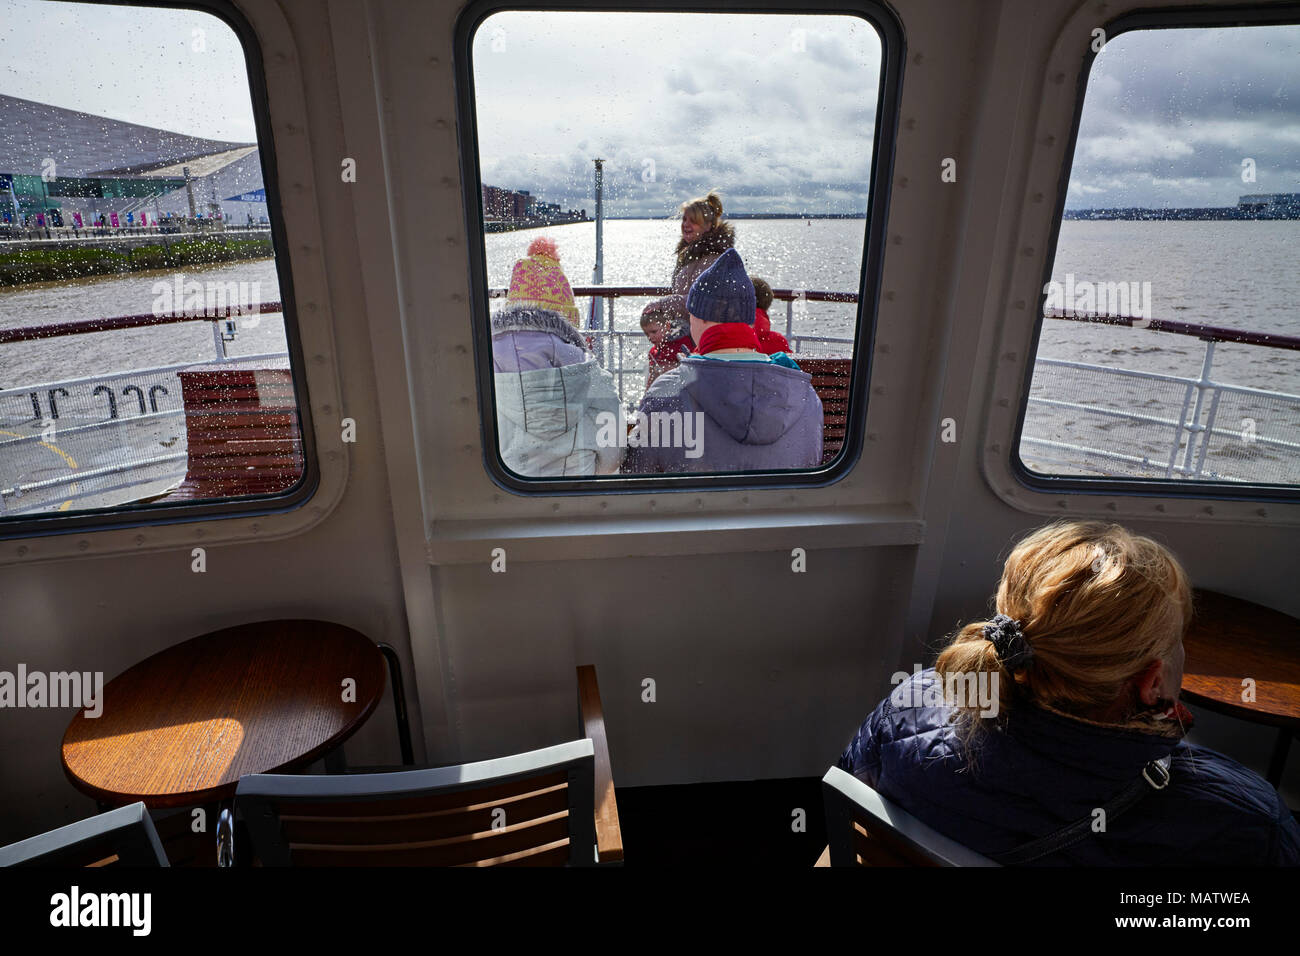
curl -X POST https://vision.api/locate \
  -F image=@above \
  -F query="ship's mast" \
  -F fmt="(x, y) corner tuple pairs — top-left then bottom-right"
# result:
(588, 158), (605, 363)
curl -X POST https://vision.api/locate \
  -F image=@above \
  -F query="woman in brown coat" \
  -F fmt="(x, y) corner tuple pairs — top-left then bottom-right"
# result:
(669, 190), (737, 297)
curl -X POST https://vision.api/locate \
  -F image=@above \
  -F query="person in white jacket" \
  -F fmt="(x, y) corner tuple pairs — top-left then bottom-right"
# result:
(491, 237), (623, 477)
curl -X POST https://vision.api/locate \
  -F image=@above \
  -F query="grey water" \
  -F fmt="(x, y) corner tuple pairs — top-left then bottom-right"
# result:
(1, 219), (1297, 491)
(3, 219), (1296, 390)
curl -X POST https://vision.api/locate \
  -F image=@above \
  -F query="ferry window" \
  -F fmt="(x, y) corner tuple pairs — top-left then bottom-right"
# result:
(464, 9), (889, 485)
(0, 0), (307, 527)
(1017, 21), (1300, 492)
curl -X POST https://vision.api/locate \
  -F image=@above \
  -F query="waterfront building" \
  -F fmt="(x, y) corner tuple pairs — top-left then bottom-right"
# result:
(0, 93), (267, 227)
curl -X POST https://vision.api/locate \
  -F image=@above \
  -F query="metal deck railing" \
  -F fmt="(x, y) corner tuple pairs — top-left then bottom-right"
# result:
(0, 302), (289, 514)
(1021, 310), (1300, 484)
(488, 285), (859, 403)
(3, 289), (1299, 515)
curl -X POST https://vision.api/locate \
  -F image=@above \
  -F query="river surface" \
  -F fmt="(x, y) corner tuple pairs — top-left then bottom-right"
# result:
(3, 220), (1296, 390)
(483, 220), (1300, 483)
(483, 218), (1300, 391)
(1, 220), (1297, 492)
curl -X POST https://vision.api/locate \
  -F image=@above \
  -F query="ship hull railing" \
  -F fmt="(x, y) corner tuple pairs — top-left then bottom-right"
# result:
(1023, 310), (1300, 485)
(0, 304), (287, 514)
(492, 286), (858, 404)
(3, 291), (1300, 514)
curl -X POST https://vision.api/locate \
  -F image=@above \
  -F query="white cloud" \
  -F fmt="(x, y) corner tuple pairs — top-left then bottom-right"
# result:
(471, 10), (881, 215)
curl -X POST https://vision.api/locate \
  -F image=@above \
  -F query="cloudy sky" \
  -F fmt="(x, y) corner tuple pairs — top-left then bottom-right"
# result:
(0, 0), (257, 142)
(1066, 25), (1300, 209)
(473, 13), (1299, 215)
(1, 3), (1294, 213)
(472, 11), (882, 217)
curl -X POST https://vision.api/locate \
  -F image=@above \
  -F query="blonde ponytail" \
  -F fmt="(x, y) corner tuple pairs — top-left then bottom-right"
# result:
(936, 521), (1191, 748)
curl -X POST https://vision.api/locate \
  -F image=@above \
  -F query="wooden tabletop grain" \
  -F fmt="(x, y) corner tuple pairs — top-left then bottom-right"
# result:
(62, 620), (386, 808)
(1181, 590), (1300, 728)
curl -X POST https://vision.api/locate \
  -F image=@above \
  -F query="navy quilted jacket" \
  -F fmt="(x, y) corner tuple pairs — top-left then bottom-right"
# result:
(837, 669), (1300, 865)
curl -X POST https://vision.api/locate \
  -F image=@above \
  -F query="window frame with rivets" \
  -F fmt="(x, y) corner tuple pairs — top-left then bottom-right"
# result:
(0, 0), (317, 540)
(454, 0), (903, 493)
(1012, 7), (1300, 503)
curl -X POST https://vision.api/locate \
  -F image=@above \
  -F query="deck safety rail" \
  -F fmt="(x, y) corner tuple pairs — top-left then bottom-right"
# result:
(4, 291), (1300, 515)
(1024, 311), (1300, 484)
(1, 302), (289, 514)
(491, 285), (859, 403)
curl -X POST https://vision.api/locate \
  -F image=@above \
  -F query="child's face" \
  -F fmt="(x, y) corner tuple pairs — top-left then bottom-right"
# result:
(643, 320), (667, 346)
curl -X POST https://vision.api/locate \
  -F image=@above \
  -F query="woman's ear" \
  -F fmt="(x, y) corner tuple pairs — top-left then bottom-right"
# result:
(1133, 658), (1165, 707)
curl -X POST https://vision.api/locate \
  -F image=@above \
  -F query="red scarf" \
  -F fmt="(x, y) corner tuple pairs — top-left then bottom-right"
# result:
(696, 323), (760, 355)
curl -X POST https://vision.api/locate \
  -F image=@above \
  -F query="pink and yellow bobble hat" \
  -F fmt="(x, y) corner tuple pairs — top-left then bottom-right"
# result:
(505, 236), (581, 326)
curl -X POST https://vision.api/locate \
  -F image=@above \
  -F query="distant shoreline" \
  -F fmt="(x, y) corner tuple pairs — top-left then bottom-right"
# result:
(483, 214), (590, 233)
(484, 213), (868, 231)
(1064, 208), (1300, 221)
(607, 213), (867, 220)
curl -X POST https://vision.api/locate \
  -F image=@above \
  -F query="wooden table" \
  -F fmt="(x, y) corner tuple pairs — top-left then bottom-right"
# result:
(1180, 589), (1300, 786)
(62, 620), (386, 809)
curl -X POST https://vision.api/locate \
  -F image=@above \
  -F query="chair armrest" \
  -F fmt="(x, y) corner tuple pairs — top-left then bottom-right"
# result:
(577, 665), (624, 863)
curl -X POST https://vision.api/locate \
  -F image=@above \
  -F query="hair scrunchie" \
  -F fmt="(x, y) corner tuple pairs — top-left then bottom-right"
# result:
(984, 614), (1034, 672)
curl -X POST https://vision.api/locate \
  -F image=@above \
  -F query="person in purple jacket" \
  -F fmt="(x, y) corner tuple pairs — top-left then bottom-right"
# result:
(829, 520), (1300, 866)
(624, 248), (822, 474)
(491, 237), (622, 477)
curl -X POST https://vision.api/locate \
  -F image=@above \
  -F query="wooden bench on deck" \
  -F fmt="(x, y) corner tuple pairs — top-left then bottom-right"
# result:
(157, 360), (304, 502)
(800, 358), (852, 464)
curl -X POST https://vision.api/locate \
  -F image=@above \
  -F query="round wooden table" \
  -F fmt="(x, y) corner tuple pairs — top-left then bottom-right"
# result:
(1180, 589), (1300, 786)
(62, 620), (386, 808)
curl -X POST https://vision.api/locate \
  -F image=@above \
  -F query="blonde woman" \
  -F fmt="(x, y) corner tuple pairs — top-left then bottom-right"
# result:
(669, 190), (736, 297)
(831, 521), (1300, 865)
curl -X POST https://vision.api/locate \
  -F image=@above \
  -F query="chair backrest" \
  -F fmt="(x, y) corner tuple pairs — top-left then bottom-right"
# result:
(236, 739), (597, 866)
(0, 802), (169, 867)
(821, 767), (999, 867)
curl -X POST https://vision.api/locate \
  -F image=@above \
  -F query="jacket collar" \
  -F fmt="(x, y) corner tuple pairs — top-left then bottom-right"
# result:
(674, 222), (736, 267)
(491, 307), (588, 351)
(999, 698), (1181, 782)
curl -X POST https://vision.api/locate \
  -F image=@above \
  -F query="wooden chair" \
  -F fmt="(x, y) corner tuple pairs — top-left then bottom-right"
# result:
(234, 665), (623, 866)
(0, 802), (169, 867)
(821, 767), (998, 866)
